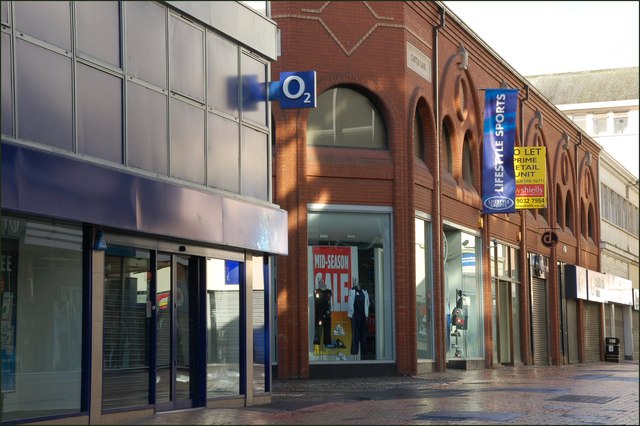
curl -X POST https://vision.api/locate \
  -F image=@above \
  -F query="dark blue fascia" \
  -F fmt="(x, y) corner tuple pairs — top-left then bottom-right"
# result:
(1, 141), (288, 255)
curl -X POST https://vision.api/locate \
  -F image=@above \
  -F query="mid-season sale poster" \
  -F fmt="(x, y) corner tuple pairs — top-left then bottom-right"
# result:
(308, 246), (358, 360)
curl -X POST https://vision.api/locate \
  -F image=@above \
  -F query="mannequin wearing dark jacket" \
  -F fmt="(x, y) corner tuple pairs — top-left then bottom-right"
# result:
(313, 279), (333, 346)
(348, 277), (369, 356)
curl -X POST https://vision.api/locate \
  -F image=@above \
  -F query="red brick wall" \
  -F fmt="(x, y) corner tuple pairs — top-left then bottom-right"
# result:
(271, 1), (601, 378)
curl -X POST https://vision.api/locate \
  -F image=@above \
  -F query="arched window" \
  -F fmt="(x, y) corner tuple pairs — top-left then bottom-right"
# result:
(565, 191), (573, 232)
(556, 187), (564, 229)
(581, 201), (587, 237)
(307, 87), (387, 149)
(414, 111), (425, 161)
(441, 120), (453, 173)
(588, 203), (595, 239)
(462, 133), (474, 186)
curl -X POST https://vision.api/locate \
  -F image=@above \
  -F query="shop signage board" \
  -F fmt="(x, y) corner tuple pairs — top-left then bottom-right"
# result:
(587, 270), (608, 303)
(605, 274), (633, 305)
(565, 264), (588, 300)
(269, 71), (317, 109)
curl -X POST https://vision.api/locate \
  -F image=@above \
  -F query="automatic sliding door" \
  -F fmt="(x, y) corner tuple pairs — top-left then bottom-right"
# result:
(156, 254), (197, 410)
(155, 254), (172, 405)
(103, 247), (152, 410)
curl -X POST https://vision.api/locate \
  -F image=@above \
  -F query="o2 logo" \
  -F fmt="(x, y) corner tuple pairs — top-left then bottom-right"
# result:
(282, 75), (312, 106)
(270, 71), (317, 109)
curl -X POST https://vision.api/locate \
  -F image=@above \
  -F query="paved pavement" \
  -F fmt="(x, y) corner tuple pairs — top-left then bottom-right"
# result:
(133, 361), (639, 425)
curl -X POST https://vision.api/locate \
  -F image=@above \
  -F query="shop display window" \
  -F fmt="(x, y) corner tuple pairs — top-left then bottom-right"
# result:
(307, 209), (393, 362)
(206, 258), (241, 397)
(415, 217), (434, 360)
(1, 215), (83, 421)
(444, 228), (484, 360)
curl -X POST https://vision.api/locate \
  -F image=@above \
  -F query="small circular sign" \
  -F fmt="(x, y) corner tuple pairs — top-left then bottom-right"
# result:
(541, 231), (558, 247)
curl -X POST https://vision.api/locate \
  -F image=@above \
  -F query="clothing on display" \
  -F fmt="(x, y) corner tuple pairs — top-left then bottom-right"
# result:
(313, 281), (333, 346)
(348, 279), (369, 356)
(450, 289), (467, 357)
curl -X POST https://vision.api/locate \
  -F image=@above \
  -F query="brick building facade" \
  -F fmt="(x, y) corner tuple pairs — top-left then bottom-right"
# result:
(270, 1), (603, 379)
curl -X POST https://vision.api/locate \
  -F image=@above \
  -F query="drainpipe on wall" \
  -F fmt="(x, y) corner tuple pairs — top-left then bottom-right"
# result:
(574, 132), (585, 363)
(433, 6), (446, 373)
(519, 85), (532, 366)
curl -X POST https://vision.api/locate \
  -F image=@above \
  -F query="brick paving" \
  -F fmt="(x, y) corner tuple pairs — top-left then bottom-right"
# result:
(133, 361), (639, 425)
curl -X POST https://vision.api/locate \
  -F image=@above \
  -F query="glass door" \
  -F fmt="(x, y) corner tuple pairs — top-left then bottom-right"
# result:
(103, 247), (153, 410)
(155, 254), (198, 410)
(497, 280), (513, 364)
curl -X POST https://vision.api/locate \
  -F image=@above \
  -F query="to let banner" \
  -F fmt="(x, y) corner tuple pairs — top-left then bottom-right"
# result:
(482, 88), (518, 214)
(515, 146), (547, 209)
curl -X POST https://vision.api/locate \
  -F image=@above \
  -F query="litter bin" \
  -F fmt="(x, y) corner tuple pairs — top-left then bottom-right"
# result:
(605, 337), (620, 362)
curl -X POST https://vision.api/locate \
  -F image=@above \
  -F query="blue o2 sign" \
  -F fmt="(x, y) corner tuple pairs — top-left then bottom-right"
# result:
(269, 71), (317, 109)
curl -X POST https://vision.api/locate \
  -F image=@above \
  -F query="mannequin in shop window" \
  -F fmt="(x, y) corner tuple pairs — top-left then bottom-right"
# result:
(450, 289), (467, 358)
(348, 277), (369, 356)
(313, 278), (333, 347)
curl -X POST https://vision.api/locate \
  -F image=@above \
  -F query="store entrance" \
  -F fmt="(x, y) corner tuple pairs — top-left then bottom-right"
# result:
(496, 280), (513, 364)
(155, 254), (199, 411)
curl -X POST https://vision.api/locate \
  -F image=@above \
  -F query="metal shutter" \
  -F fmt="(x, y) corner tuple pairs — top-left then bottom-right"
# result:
(210, 291), (241, 362)
(531, 277), (549, 365)
(566, 299), (579, 364)
(584, 302), (601, 362)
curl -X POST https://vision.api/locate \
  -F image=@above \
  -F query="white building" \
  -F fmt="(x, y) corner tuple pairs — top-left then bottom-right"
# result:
(528, 67), (639, 360)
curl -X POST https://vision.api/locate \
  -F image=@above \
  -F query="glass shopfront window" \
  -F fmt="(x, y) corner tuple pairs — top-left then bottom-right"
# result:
(252, 256), (267, 393)
(307, 207), (393, 362)
(206, 258), (241, 397)
(1, 215), (83, 422)
(444, 227), (483, 360)
(415, 217), (434, 360)
(490, 241), (521, 365)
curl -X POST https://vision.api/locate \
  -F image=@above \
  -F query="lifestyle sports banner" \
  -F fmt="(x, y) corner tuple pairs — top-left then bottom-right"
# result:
(482, 88), (518, 214)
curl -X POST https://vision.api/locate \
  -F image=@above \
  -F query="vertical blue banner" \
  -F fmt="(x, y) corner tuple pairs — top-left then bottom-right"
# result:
(482, 88), (518, 214)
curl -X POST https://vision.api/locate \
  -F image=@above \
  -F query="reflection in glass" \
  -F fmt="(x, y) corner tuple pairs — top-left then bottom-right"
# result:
(76, 1), (120, 67)
(76, 63), (122, 163)
(127, 82), (168, 175)
(170, 15), (204, 101)
(444, 229), (483, 360)
(415, 218), (434, 360)
(125, 1), (166, 89)
(207, 32), (239, 116)
(307, 88), (387, 149)
(14, 1), (71, 50)
(170, 98), (205, 184)
(1, 32), (13, 136)
(207, 113), (240, 192)
(156, 254), (171, 404)
(16, 39), (72, 150)
(1, 216), (83, 421)
(206, 258), (241, 397)
(307, 210), (393, 362)
(253, 257), (266, 393)
(103, 246), (151, 409)
(175, 256), (194, 401)
(241, 126), (268, 200)
(240, 53), (267, 126)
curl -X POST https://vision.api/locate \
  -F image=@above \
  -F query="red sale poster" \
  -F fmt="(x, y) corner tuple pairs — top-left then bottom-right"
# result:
(309, 246), (358, 360)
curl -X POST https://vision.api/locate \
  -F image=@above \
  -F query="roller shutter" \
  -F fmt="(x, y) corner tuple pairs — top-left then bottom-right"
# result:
(566, 299), (579, 364)
(531, 277), (549, 365)
(584, 302), (601, 362)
